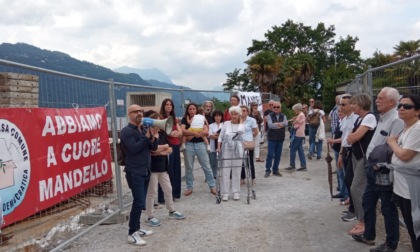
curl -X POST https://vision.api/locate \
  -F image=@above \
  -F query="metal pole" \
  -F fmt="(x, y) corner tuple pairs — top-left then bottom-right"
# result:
(108, 79), (124, 210)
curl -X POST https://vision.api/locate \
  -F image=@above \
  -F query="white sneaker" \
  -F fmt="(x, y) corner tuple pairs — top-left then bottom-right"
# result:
(233, 193), (240, 200)
(222, 194), (229, 201)
(138, 228), (153, 236)
(127, 231), (146, 246)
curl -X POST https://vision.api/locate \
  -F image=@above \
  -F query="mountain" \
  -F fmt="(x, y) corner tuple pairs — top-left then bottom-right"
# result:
(114, 66), (173, 84)
(0, 43), (151, 86)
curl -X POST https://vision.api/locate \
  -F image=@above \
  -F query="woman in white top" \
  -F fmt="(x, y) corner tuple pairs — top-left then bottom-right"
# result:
(208, 110), (224, 180)
(387, 94), (420, 251)
(217, 106), (244, 201)
(346, 94), (377, 236)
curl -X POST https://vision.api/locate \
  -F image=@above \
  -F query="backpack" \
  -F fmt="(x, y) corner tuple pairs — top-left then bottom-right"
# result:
(308, 111), (321, 128)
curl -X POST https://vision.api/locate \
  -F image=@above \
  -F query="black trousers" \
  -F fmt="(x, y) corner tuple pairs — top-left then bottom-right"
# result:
(342, 147), (354, 213)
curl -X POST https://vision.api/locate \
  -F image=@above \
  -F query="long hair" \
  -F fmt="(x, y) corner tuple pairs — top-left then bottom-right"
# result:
(159, 98), (177, 121)
(183, 103), (198, 118)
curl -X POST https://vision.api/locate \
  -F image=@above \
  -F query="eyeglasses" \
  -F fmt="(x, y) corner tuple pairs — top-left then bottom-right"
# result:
(273, 106), (280, 108)
(130, 109), (144, 114)
(397, 103), (415, 110)
(340, 103), (349, 107)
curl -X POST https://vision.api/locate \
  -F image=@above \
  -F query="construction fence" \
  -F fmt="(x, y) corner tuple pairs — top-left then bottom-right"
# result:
(0, 59), (279, 251)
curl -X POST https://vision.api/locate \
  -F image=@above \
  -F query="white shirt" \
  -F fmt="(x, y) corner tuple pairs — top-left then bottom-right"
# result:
(340, 113), (359, 147)
(190, 114), (205, 129)
(209, 122), (224, 152)
(392, 121), (420, 199)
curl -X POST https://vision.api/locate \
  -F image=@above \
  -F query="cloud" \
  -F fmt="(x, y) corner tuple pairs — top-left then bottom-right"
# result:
(0, 0), (419, 90)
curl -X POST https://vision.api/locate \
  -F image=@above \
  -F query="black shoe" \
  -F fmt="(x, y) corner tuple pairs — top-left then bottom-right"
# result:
(272, 171), (282, 177)
(264, 171), (270, 178)
(307, 153), (312, 160)
(352, 234), (375, 246)
(369, 243), (396, 252)
(296, 167), (307, 171)
(316, 157), (321, 160)
(332, 194), (343, 199)
(340, 197), (349, 202)
(285, 166), (296, 171)
(342, 212), (357, 222)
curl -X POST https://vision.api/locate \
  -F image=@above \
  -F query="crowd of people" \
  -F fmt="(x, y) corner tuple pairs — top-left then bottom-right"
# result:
(120, 90), (420, 251)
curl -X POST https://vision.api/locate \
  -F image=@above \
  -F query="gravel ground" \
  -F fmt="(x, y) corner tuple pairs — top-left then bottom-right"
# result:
(61, 139), (412, 252)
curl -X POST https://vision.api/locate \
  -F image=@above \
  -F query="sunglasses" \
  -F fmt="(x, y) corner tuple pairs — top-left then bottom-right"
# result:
(273, 106), (280, 108)
(397, 103), (415, 110)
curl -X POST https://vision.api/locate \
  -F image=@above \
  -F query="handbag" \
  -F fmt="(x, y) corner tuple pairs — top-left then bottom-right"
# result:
(242, 141), (255, 150)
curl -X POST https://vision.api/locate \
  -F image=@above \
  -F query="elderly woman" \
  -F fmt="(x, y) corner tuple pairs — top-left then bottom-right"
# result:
(181, 103), (217, 197)
(387, 94), (420, 251)
(346, 94), (377, 236)
(285, 103), (307, 171)
(217, 106), (244, 201)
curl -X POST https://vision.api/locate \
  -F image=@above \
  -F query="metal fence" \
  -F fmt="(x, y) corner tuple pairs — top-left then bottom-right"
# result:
(0, 59), (278, 251)
(346, 54), (420, 112)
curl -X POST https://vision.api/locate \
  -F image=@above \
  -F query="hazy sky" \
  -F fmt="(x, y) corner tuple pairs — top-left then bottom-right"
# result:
(1, 0), (419, 90)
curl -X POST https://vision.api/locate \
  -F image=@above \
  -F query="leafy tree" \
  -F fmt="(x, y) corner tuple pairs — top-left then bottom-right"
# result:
(222, 68), (255, 91)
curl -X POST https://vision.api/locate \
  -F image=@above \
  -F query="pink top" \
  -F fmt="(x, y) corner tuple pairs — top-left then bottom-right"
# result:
(294, 112), (306, 137)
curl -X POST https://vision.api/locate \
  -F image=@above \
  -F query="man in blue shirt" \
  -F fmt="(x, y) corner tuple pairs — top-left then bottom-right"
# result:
(121, 104), (158, 246)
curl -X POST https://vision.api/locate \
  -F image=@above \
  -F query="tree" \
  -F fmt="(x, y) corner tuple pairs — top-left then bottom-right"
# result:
(222, 68), (255, 91)
(245, 50), (282, 93)
(393, 40), (420, 59)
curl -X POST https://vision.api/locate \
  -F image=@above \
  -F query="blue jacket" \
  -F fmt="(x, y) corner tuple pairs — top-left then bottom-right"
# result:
(120, 123), (158, 175)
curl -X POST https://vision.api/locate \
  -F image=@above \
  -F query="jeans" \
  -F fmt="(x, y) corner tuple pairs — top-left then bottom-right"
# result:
(334, 149), (348, 198)
(290, 136), (306, 168)
(209, 151), (218, 179)
(265, 140), (284, 173)
(308, 126), (317, 156)
(158, 144), (181, 202)
(125, 172), (149, 235)
(362, 166), (399, 249)
(184, 142), (215, 190)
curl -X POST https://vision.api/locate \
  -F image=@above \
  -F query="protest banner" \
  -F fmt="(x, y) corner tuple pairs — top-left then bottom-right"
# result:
(0, 107), (112, 226)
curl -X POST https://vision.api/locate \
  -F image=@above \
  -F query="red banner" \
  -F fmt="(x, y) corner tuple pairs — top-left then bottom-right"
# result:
(0, 107), (112, 227)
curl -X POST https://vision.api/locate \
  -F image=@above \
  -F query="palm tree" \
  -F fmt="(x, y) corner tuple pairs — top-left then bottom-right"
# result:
(393, 40), (420, 59)
(245, 50), (282, 93)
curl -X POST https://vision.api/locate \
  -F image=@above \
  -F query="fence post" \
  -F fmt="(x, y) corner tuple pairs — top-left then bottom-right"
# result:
(108, 79), (124, 210)
(367, 65), (374, 111)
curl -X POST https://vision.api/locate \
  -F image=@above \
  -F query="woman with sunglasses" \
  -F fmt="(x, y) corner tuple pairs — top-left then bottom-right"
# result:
(387, 94), (420, 251)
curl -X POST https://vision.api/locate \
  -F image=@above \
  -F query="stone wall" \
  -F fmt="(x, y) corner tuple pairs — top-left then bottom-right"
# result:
(0, 72), (39, 108)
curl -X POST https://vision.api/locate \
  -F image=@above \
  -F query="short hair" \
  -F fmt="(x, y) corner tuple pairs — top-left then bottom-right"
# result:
(381, 87), (400, 107)
(340, 94), (352, 103)
(240, 105), (249, 113)
(148, 112), (160, 119)
(212, 110), (224, 122)
(230, 94), (240, 103)
(400, 94), (420, 110)
(350, 93), (372, 111)
(292, 103), (302, 111)
(229, 105), (242, 116)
